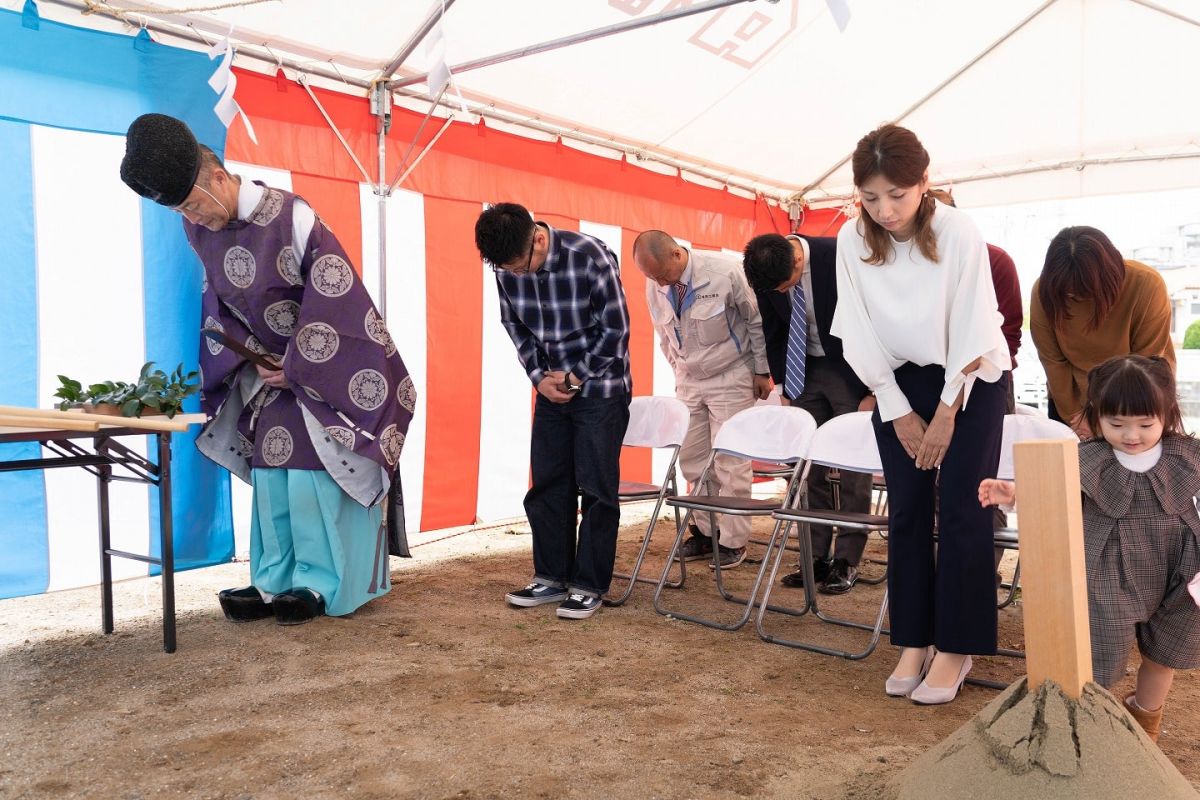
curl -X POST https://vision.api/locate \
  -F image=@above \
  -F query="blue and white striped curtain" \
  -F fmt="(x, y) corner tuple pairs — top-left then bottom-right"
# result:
(0, 7), (234, 598)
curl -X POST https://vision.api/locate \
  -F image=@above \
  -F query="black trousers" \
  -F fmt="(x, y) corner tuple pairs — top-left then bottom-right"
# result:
(872, 363), (1005, 655)
(526, 392), (630, 597)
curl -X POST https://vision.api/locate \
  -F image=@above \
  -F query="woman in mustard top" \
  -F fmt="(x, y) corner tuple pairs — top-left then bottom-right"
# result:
(1030, 226), (1175, 437)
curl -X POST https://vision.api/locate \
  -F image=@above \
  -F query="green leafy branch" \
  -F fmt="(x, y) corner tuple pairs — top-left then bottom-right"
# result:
(53, 362), (200, 418)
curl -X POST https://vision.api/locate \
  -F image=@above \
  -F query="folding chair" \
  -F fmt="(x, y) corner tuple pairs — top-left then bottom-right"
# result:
(652, 405), (817, 631)
(823, 469), (887, 586)
(994, 411), (1075, 609)
(605, 396), (691, 607)
(757, 411), (891, 659)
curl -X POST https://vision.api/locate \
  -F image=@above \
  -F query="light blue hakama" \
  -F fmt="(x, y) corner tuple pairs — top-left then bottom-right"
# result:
(249, 468), (389, 616)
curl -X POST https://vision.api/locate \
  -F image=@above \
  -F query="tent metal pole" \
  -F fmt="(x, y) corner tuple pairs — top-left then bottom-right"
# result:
(388, 84), (450, 190)
(389, 118), (456, 195)
(40, 0), (792, 199)
(1125, 0), (1200, 29)
(793, 0), (1060, 200)
(381, 0), (459, 79)
(299, 77), (374, 184)
(391, 0), (756, 90)
(801, 149), (1200, 207)
(375, 0), (457, 321)
(38, 0), (792, 200)
(377, 115), (389, 321)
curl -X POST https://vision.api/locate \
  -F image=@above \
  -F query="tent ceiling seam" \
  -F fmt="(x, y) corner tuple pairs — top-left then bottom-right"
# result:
(792, 0), (1061, 200)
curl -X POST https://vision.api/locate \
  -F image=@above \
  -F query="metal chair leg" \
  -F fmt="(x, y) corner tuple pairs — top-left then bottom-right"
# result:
(997, 556), (1021, 609)
(756, 519), (890, 660)
(606, 484), (685, 607)
(653, 512), (791, 632)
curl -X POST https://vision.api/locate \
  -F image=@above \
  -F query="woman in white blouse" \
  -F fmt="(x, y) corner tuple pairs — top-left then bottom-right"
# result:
(831, 124), (1010, 705)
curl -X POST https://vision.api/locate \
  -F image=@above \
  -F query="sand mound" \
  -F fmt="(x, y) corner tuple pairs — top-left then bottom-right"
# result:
(884, 678), (1198, 798)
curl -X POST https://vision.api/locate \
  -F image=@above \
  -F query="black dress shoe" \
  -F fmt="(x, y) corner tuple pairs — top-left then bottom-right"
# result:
(273, 588), (326, 626)
(819, 558), (858, 595)
(780, 557), (833, 588)
(217, 586), (273, 623)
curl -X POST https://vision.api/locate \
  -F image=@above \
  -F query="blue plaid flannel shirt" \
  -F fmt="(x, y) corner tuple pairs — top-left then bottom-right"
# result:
(494, 224), (632, 398)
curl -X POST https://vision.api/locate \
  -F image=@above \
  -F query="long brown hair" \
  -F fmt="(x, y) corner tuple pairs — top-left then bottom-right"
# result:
(1037, 226), (1126, 332)
(851, 124), (937, 265)
(1080, 355), (1183, 438)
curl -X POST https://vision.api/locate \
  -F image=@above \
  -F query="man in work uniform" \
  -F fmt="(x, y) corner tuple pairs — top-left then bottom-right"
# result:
(633, 230), (770, 568)
(120, 113), (415, 625)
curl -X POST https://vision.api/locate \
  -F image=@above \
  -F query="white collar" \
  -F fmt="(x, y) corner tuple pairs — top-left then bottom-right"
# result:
(1113, 442), (1163, 473)
(236, 179), (264, 222)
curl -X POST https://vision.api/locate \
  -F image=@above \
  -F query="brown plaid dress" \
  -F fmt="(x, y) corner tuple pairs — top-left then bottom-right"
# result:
(1079, 435), (1200, 686)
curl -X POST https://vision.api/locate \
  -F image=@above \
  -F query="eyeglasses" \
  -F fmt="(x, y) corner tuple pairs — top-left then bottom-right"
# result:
(489, 232), (537, 275)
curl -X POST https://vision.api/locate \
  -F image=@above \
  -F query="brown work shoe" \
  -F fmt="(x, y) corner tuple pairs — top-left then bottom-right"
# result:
(1124, 693), (1163, 742)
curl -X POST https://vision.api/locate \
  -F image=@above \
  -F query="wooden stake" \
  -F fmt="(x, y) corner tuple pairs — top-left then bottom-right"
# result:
(1013, 438), (1092, 698)
(0, 406), (205, 433)
(0, 414), (101, 432)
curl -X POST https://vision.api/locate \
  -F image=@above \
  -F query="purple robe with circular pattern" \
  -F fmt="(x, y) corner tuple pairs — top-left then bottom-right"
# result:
(187, 183), (414, 506)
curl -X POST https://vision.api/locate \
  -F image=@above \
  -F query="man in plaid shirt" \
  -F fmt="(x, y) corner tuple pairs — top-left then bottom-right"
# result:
(475, 203), (632, 620)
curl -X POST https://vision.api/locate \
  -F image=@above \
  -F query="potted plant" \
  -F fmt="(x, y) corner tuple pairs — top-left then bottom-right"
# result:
(54, 362), (200, 418)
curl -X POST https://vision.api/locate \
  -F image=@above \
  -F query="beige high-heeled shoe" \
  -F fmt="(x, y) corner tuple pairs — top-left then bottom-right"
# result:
(885, 646), (935, 697)
(910, 654), (972, 705)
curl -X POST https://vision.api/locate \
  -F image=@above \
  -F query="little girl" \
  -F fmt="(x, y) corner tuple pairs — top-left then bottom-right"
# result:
(979, 354), (1200, 742)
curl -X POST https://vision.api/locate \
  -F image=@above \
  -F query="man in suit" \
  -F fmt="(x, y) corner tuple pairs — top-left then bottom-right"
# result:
(742, 233), (874, 594)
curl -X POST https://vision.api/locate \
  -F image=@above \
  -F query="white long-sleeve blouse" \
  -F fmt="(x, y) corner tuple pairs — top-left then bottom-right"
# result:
(830, 201), (1010, 422)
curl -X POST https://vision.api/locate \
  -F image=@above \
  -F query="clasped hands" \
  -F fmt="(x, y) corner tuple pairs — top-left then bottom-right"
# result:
(893, 409), (954, 470)
(537, 370), (581, 404)
(893, 358), (983, 470)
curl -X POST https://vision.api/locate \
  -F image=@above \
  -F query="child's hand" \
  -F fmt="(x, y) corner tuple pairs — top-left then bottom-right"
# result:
(978, 479), (1016, 508)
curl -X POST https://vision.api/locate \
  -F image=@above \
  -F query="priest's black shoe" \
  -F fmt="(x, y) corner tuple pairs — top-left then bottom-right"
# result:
(217, 586), (273, 623)
(273, 588), (326, 626)
(780, 557), (832, 588)
(819, 558), (858, 595)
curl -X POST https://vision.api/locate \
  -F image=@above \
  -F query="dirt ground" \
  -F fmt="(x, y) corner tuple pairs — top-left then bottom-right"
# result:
(2, 506), (1198, 800)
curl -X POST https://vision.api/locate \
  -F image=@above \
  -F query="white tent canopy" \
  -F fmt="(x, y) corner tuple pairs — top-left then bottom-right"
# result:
(18, 0), (1200, 207)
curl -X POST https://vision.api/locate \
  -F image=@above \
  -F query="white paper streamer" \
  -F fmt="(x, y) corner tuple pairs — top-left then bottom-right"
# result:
(207, 32), (258, 145)
(825, 0), (851, 32)
(424, 22), (451, 102)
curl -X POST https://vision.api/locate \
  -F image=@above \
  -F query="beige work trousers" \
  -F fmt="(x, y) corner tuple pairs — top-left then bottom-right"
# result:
(676, 360), (755, 548)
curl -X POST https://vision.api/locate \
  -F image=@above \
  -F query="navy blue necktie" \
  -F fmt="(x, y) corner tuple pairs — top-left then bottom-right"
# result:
(784, 284), (807, 400)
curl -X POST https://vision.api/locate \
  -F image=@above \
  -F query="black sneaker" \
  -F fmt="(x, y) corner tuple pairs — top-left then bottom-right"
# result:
(780, 557), (832, 588)
(506, 581), (568, 607)
(819, 558), (858, 595)
(556, 593), (601, 619)
(679, 529), (715, 561)
(710, 545), (747, 570)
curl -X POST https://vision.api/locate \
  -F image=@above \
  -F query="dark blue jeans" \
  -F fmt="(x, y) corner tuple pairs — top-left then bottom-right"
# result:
(872, 363), (1005, 655)
(526, 392), (630, 597)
